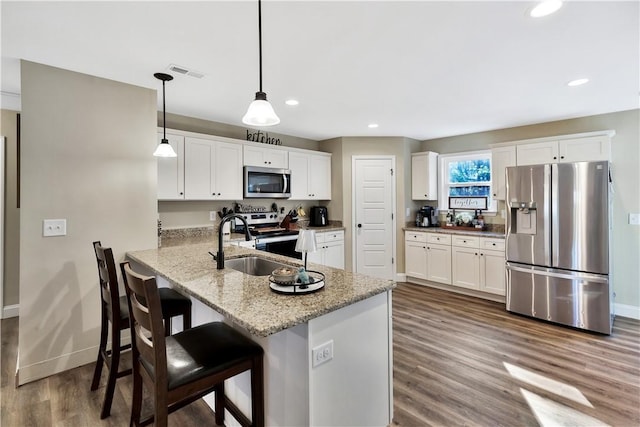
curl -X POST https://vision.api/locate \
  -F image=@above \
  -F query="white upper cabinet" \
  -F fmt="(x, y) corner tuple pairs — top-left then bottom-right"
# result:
(516, 135), (611, 166)
(157, 133), (185, 200)
(411, 151), (438, 200)
(243, 145), (289, 169)
(490, 146), (516, 200)
(184, 137), (242, 200)
(289, 151), (331, 200)
(558, 135), (611, 163)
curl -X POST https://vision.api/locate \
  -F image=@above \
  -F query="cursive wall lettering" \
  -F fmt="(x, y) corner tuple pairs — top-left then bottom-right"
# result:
(246, 130), (282, 146)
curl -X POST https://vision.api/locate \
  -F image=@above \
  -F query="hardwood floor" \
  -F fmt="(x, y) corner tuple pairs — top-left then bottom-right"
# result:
(392, 283), (640, 427)
(2, 283), (639, 426)
(0, 317), (216, 426)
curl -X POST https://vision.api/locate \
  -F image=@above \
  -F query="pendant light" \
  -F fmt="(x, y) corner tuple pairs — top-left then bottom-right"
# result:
(153, 72), (177, 157)
(242, 0), (280, 126)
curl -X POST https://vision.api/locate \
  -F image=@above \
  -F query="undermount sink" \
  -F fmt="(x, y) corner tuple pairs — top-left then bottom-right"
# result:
(225, 256), (290, 276)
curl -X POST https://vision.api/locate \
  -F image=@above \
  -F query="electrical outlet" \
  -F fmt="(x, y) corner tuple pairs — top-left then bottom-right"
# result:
(630, 213), (640, 225)
(406, 208), (411, 218)
(209, 211), (217, 221)
(43, 219), (67, 237)
(311, 340), (333, 367)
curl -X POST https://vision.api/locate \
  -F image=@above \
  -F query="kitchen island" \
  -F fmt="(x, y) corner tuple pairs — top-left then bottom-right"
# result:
(127, 238), (395, 426)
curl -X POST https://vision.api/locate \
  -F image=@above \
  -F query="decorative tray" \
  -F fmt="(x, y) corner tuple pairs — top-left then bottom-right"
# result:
(269, 270), (325, 295)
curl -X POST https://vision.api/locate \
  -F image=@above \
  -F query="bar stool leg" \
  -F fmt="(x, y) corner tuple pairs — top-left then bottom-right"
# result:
(183, 310), (192, 331)
(214, 382), (225, 425)
(100, 329), (121, 419)
(251, 356), (265, 427)
(90, 309), (108, 391)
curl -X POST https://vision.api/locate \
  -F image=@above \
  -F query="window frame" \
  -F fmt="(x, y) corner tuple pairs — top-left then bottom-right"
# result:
(438, 150), (496, 213)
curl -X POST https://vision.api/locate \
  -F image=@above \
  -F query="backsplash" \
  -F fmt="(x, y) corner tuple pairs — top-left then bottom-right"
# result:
(158, 200), (321, 229)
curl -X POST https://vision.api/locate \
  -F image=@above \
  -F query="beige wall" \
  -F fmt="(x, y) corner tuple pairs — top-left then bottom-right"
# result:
(421, 109), (640, 310)
(1, 109), (20, 308)
(158, 113), (322, 228)
(321, 137), (421, 272)
(18, 61), (158, 384)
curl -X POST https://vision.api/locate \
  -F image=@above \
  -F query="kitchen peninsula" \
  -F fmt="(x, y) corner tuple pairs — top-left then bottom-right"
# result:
(126, 237), (395, 427)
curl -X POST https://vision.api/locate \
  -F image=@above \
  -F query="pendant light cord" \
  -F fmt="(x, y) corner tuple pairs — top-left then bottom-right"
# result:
(162, 79), (167, 140)
(258, 0), (263, 93)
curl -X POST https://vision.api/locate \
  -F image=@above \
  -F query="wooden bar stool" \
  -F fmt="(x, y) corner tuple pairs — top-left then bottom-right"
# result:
(90, 241), (192, 419)
(121, 261), (265, 427)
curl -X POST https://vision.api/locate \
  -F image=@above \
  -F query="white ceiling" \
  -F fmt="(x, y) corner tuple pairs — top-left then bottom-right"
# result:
(2, 1), (638, 141)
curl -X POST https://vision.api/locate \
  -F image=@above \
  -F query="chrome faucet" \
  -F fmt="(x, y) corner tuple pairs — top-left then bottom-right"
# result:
(216, 213), (252, 270)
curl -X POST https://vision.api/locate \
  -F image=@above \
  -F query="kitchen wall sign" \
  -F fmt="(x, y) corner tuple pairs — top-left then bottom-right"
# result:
(246, 129), (282, 146)
(448, 196), (488, 210)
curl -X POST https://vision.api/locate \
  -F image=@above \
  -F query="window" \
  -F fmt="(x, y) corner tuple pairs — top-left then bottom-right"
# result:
(438, 150), (495, 212)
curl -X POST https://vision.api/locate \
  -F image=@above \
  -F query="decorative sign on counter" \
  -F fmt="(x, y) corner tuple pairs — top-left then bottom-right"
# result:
(448, 196), (488, 210)
(246, 130), (282, 145)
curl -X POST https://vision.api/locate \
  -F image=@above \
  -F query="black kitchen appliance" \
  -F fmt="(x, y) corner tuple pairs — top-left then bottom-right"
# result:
(234, 210), (301, 259)
(309, 206), (329, 227)
(417, 206), (438, 227)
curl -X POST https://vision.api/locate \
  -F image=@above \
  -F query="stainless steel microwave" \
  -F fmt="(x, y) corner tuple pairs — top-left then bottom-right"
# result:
(243, 166), (291, 199)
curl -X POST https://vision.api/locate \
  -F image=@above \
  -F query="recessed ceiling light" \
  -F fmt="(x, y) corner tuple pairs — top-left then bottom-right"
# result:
(285, 99), (299, 106)
(568, 78), (589, 87)
(529, 0), (563, 18)
(368, 123), (379, 129)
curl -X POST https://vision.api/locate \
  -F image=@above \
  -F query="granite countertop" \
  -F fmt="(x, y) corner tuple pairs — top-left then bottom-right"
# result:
(126, 239), (394, 337)
(403, 225), (505, 239)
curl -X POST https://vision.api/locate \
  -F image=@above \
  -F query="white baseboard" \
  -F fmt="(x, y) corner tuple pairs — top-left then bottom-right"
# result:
(17, 334), (132, 386)
(614, 303), (640, 320)
(396, 273), (407, 283)
(2, 304), (19, 319)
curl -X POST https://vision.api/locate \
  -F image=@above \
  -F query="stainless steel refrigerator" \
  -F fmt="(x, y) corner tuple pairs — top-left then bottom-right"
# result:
(505, 161), (612, 334)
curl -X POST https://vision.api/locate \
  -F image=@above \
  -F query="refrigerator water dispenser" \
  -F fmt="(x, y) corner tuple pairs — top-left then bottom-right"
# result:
(510, 202), (537, 235)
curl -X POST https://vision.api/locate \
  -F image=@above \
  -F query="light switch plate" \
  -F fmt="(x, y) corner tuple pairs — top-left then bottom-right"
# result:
(43, 219), (67, 237)
(210, 211), (217, 221)
(629, 213), (640, 225)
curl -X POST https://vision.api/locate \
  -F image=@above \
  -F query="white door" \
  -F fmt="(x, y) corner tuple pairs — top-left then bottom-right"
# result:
(353, 156), (395, 280)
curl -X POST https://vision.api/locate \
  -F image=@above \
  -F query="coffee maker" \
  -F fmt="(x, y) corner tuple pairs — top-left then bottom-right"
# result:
(416, 206), (438, 227)
(310, 206), (329, 227)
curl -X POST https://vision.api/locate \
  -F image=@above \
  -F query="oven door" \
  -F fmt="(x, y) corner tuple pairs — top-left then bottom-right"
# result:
(255, 235), (301, 259)
(244, 166), (291, 199)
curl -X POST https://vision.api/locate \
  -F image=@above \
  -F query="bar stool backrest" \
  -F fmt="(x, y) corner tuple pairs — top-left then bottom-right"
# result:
(121, 262), (168, 391)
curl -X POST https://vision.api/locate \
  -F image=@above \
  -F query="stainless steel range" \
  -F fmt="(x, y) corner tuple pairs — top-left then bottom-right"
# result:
(235, 212), (301, 259)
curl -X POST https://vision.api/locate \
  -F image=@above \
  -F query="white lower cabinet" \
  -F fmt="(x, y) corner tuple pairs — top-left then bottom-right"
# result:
(452, 235), (505, 295)
(406, 231), (505, 296)
(308, 230), (344, 269)
(404, 232), (451, 285)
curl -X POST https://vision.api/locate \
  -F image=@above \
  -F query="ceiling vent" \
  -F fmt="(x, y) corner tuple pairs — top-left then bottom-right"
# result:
(167, 64), (204, 79)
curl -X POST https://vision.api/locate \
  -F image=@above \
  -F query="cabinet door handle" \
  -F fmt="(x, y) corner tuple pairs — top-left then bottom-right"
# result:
(553, 156), (557, 160)
(357, 224), (362, 228)
(560, 156), (565, 159)
(179, 192), (184, 195)
(475, 252), (478, 256)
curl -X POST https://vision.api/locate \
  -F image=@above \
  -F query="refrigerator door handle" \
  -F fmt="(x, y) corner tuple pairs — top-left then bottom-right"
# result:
(550, 163), (558, 266)
(506, 263), (609, 283)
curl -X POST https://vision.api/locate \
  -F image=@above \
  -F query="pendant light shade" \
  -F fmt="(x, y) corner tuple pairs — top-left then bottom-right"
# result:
(153, 72), (177, 158)
(243, 91), (280, 126)
(243, 0), (279, 127)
